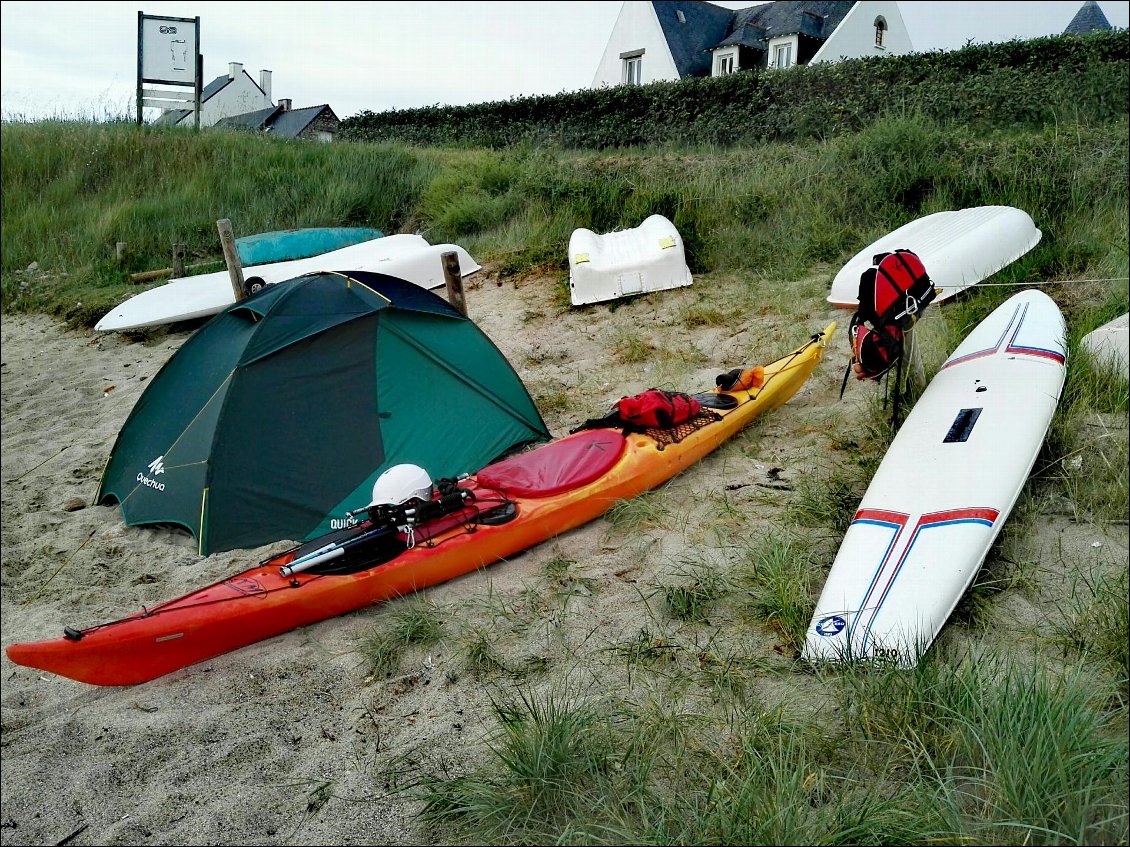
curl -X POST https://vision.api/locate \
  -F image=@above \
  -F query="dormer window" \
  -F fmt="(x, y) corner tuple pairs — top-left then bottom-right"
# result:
(620, 49), (644, 85)
(713, 48), (738, 76)
(874, 16), (888, 47)
(773, 43), (792, 68)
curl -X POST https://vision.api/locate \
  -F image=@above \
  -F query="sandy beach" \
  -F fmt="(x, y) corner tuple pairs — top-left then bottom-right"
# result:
(2, 269), (1125, 846)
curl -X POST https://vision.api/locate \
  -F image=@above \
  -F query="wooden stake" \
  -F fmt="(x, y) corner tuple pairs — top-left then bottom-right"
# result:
(128, 260), (215, 284)
(442, 250), (467, 316)
(129, 268), (175, 284)
(216, 219), (246, 301)
(172, 243), (186, 278)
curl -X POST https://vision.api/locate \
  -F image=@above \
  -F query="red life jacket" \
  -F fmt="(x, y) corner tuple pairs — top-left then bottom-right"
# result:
(615, 389), (701, 429)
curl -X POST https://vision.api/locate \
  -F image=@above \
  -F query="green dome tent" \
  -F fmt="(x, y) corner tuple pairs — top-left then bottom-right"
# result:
(96, 270), (550, 555)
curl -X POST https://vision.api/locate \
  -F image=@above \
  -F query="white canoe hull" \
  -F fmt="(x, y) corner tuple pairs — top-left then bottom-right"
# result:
(96, 236), (481, 332)
(803, 289), (1067, 667)
(1081, 312), (1129, 379)
(828, 206), (1042, 308)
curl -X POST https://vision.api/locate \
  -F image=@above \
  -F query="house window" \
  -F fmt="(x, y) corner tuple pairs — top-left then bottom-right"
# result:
(623, 56), (642, 85)
(874, 16), (888, 47)
(773, 43), (792, 68)
(715, 50), (737, 76)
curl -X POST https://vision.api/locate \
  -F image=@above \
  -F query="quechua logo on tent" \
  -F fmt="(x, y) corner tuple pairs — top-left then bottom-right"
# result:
(137, 455), (166, 491)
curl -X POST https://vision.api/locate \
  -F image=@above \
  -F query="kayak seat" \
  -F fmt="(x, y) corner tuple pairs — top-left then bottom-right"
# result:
(476, 429), (627, 498)
(693, 391), (738, 410)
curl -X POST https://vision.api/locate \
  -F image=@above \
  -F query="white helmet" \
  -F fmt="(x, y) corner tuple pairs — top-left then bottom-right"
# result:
(368, 464), (433, 508)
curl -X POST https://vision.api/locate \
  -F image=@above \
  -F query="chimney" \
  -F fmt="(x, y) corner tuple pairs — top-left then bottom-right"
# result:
(279, 98), (292, 111)
(228, 61), (243, 80)
(260, 69), (272, 101)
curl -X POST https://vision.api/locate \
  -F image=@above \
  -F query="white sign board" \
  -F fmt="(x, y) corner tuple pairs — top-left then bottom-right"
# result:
(139, 15), (199, 85)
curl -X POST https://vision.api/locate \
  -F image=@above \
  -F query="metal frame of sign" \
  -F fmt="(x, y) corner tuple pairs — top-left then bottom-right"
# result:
(137, 13), (202, 128)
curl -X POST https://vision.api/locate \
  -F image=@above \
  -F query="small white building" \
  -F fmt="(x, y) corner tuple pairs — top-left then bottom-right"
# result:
(592, 1), (914, 88)
(157, 62), (274, 128)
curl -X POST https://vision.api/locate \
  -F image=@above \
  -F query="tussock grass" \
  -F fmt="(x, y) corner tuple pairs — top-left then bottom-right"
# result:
(358, 596), (445, 677)
(415, 688), (644, 844)
(787, 460), (872, 537)
(605, 627), (682, 672)
(735, 530), (816, 651)
(1053, 565), (1130, 692)
(460, 626), (508, 678)
(1048, 293), (1130, 524)
(609, 328), (656, 365)
(604, 490), (670, 533)
(944, 663), (1129, 845)
(657, 561), (729, 623)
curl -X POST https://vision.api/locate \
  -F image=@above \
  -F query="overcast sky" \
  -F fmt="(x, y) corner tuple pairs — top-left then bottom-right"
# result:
(1, 1), (1126, 121)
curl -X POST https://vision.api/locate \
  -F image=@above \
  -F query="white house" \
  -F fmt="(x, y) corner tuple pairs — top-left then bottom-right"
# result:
(592, 1), (913, 87)
(156, 62), (274, 128)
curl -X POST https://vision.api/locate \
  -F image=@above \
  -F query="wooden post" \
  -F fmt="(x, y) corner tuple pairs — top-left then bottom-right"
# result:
(216, 219), (246, 301)
(172, 243), (186, 278)
(129, 268), (176, 284)
(116, 242), (128, 264)
(441, 250), (467, 316)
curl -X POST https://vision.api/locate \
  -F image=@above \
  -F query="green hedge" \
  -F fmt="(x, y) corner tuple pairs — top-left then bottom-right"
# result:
(341, 31), (1129, 149)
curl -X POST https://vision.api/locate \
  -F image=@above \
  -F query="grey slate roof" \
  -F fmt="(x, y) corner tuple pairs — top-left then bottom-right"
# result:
(731, 0), (854, 40)
(201, 74), (233, 100)
(653, 1), (734, 77)
(216, 106), (281, 130)
(716, 24), (768, 50)
(154, 109), (191, 126)
(268, 105), (337, 138)
(653, 0), (856, 77)
(1064, 0), (1113, 34)
(215, 104), (338, 139)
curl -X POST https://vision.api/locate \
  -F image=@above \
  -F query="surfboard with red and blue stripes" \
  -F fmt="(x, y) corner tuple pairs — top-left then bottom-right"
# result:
(803, 289), (1066, 667)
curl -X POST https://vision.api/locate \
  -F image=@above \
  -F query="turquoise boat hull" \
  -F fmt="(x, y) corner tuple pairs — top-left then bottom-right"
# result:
(236, 227), (383, 265)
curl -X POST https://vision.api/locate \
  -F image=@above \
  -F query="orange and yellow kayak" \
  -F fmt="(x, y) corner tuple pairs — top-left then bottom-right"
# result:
(6, 323), (834, 685)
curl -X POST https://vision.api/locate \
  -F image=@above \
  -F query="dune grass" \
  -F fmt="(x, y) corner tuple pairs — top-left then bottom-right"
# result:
(409, 657), (1127, 846)
(358, 596), (446, 678)
(3, 115), (1127, 331)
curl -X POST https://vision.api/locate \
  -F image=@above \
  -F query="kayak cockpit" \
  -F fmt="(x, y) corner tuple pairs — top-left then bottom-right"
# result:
(476, 429), (627, 497)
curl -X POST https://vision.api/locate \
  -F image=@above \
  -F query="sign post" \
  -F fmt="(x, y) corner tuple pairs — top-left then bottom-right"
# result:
(137, 13), (201, 128)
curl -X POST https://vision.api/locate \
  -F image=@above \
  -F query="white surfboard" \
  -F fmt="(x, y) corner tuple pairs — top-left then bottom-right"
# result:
(803, 288), (1067, 667)
(1080, 312), (1129, 379)
(828, 206), (1042, 309)
(95, 236), (482, 332)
